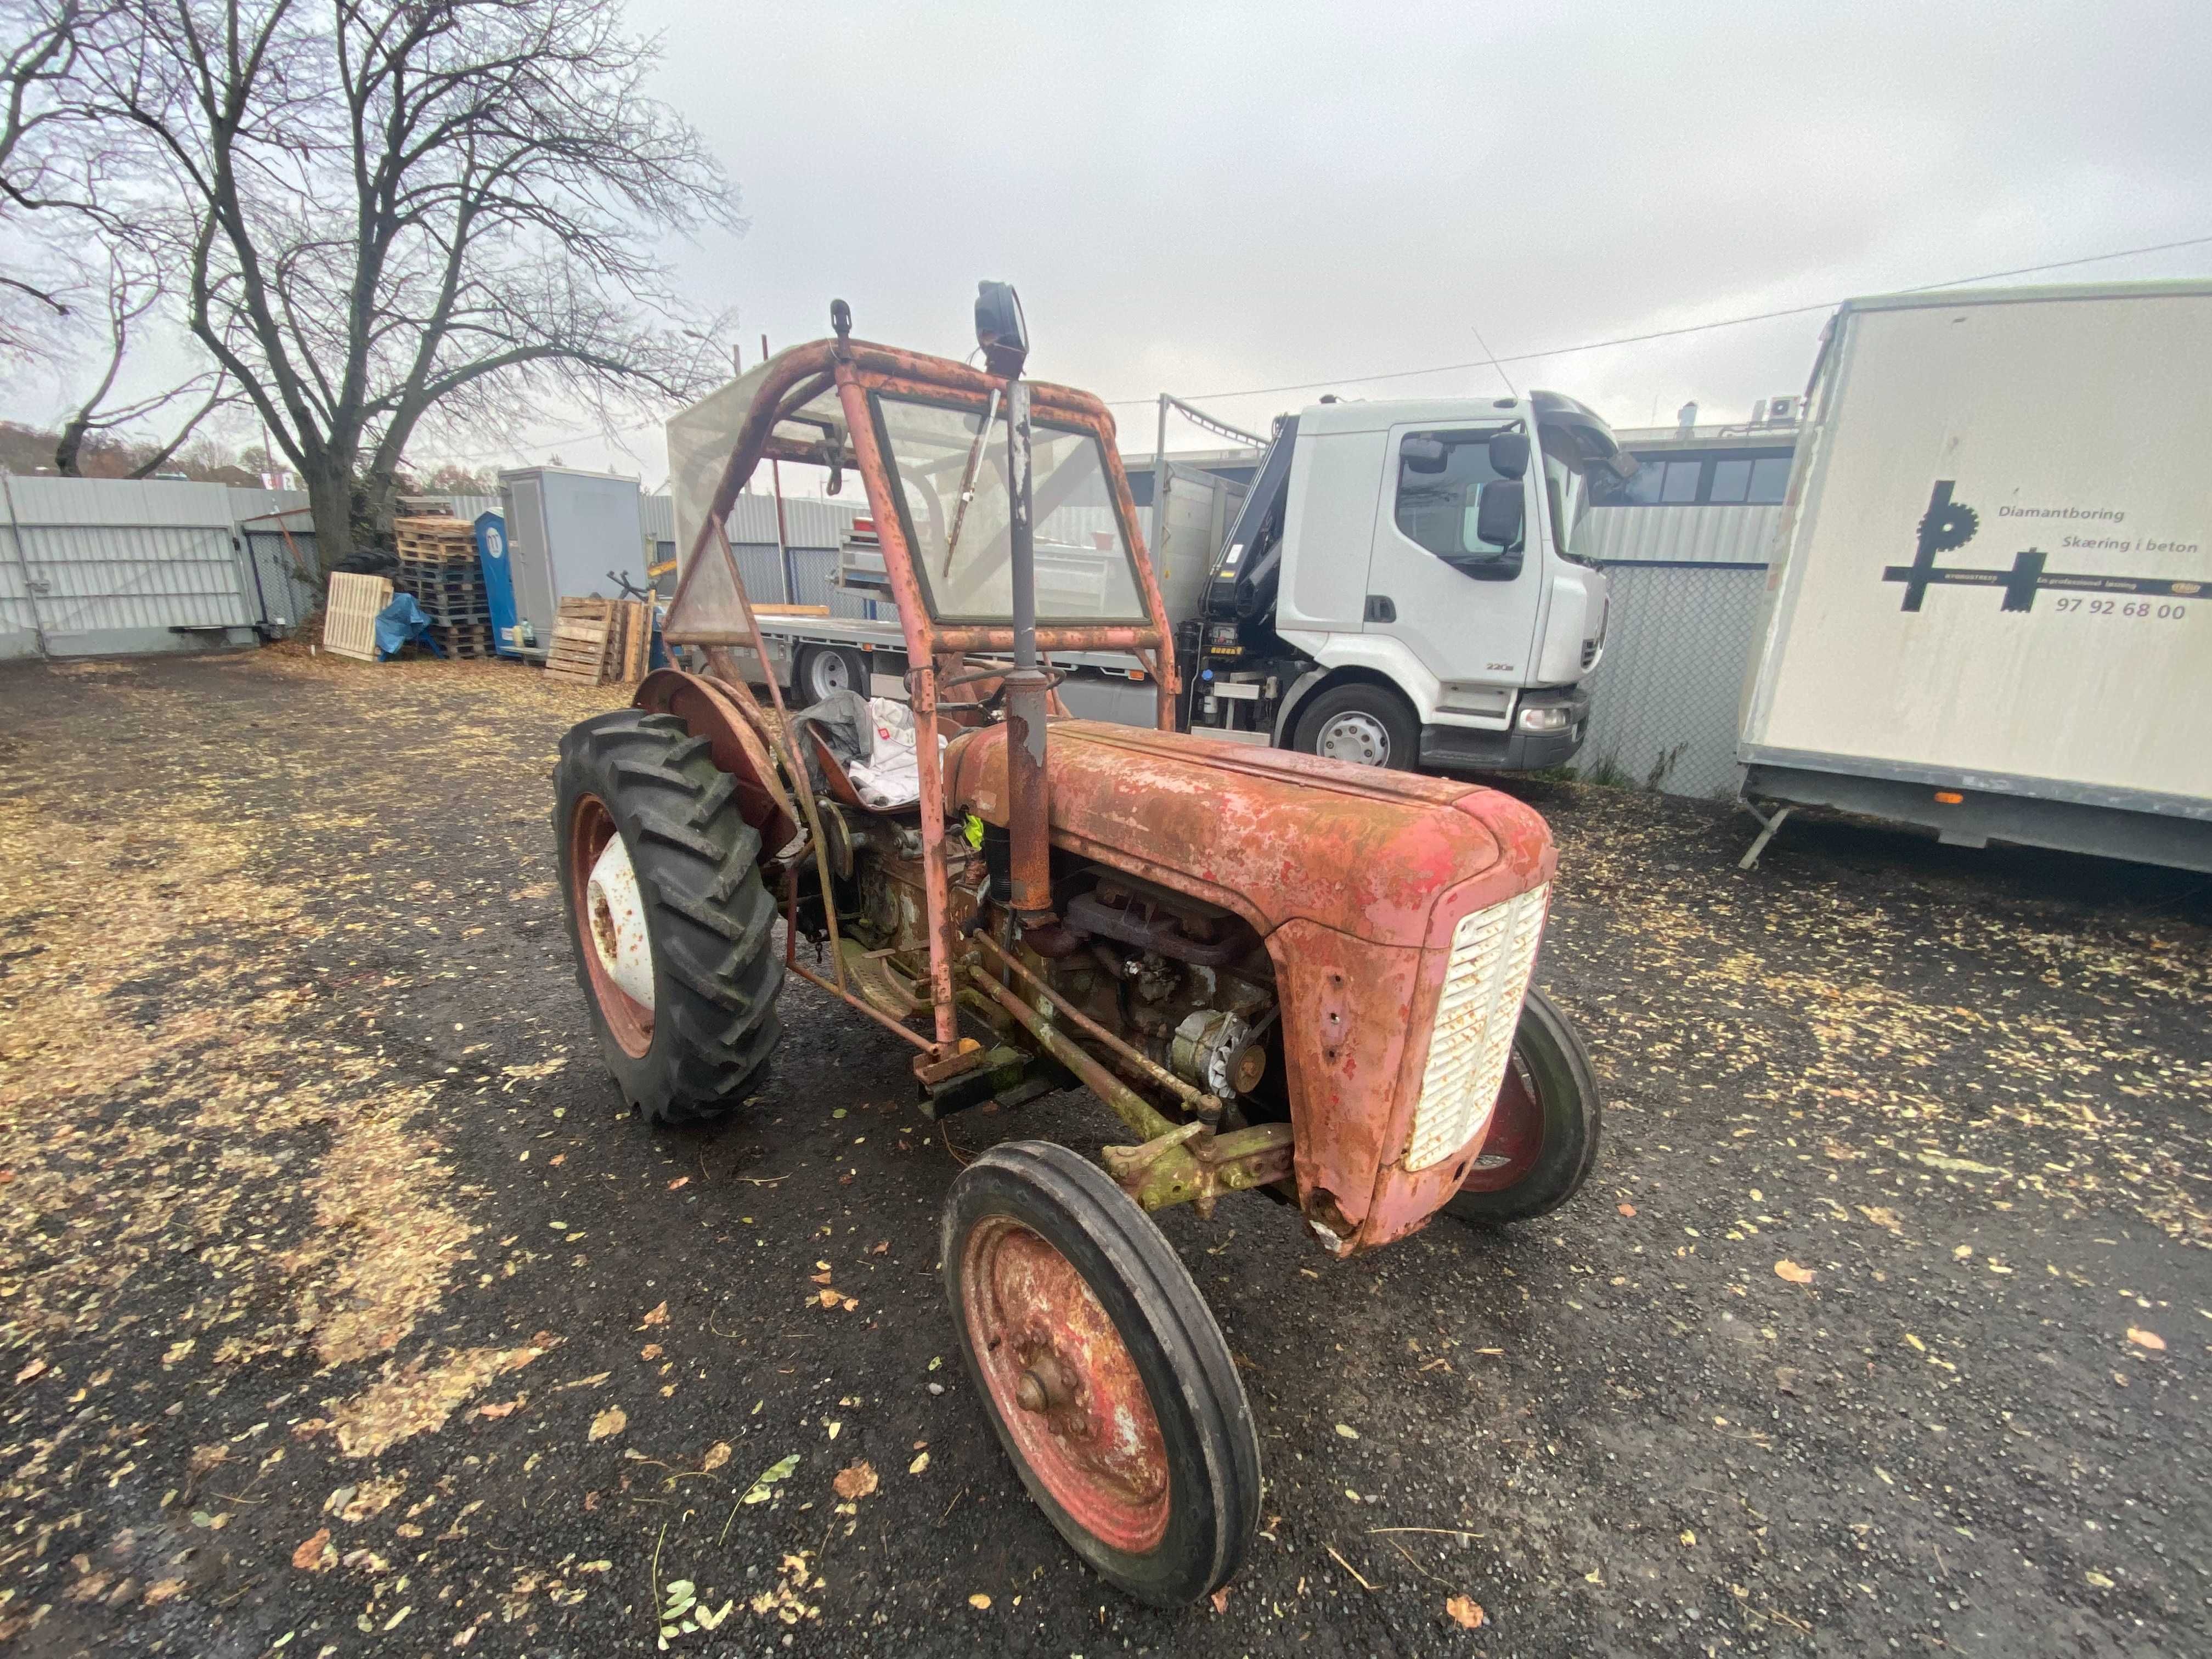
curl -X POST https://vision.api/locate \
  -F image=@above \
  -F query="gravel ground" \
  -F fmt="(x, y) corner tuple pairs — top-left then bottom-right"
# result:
(0, 648), (2205, 1659)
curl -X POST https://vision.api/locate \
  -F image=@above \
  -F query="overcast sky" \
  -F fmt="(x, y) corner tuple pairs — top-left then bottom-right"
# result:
(538, 0), (2212, 484)
(27, 1), (2212, 484)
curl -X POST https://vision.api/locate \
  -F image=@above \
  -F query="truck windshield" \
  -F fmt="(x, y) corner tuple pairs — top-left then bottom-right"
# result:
(1544, 450), (1593, 565)
(870, 393), (1150, 625)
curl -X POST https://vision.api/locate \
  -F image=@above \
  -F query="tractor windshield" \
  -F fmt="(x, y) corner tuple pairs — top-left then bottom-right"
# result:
(868, 392), (1150, 625)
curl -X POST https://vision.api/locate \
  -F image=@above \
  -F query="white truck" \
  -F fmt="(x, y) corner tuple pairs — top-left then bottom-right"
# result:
(1737, 279), (2212, 872)
(689, 383), (1630, 774)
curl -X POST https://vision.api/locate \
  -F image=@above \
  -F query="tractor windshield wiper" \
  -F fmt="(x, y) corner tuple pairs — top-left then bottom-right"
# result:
(941, 387), (1000, 580)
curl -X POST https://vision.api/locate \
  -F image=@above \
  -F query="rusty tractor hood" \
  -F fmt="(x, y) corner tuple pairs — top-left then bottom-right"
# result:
(945, 719), (1552, 947)
(949, 720), (1559, 1252)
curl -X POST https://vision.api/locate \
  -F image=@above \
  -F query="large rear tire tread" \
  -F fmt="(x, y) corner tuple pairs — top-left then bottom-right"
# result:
(943, 1142), (1262, 1606)
(1444, 985), (1603, 1226)
(555, 709), (783, 1125)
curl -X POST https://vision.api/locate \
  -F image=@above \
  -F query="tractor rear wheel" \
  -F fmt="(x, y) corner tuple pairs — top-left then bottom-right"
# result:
(1443, 985), (1602, 1226)
(943, 1142), (1260, 1606)
(555, 709), (783, 1125)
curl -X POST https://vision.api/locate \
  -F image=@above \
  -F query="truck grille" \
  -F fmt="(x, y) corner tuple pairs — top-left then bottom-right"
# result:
(1404, 884), (1549, 1171)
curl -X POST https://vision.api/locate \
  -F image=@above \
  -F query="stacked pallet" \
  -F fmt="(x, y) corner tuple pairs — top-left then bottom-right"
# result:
(544, 596), (655, 686)
(393, 515), (495, 659)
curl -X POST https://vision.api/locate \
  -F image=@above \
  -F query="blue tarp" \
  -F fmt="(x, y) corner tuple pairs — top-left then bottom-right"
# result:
(374, 593), (444, 660)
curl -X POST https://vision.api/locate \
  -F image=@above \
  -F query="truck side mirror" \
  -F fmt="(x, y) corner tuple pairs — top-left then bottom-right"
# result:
(1401, 436), (1448, 474)
(1475, 478), (1525, 549)
(1487, 431), (1530, 478)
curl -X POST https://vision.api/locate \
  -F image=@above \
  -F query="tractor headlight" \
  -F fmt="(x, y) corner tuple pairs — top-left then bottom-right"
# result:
(1518, 705), (1572, 732)
(1404, 884), (1548, 1171)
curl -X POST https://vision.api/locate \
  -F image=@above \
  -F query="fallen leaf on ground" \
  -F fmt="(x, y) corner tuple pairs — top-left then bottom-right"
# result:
(14, 1357), (46, 1385)
(1211, 1585), (1232, 1613)
(588, 1406), (626, 1442)
(741, 1453), (800, 1504)
(1680, 1529), (1697, 1546)
(1857, 1206), (1901, 1230)
(699, 1441), (733, 1472)
(2128, 1328), (2165, 1351)
(668, 1176), (690, 1191)
(834, 1460), (879, 1500)
(639, 1301), (669, 1328)
(1334, 1423), (1359, 1440)
(1774, 1260), (1815, 1284)
(2085, 1570), (2115, 1588)
(640, 1342), (663, 1361)
(1617, 1203), (1636, 1217)
(291, 1528), (333, 1571)
(909, 1450), (930, 1476)
(1774, 1367), (1801, 1395)
(968, 1594), (991, 1610)
(1445, 1595), (1485, 1629)
(142, 1579), (185, 1606)
(817, 1289), (840, 1308)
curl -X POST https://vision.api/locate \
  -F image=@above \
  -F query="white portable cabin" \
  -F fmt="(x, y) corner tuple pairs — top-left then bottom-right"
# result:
(1739, 280), (2212, 871)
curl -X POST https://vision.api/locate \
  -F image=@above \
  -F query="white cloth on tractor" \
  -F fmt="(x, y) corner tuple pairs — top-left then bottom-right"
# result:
(791, 689), (941, 811)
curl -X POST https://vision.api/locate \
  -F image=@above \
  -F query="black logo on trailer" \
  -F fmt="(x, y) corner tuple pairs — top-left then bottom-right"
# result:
(1883, 482), (2201, 612)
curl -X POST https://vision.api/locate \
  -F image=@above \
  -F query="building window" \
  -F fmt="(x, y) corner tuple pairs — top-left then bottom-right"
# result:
(1595, 447), (1795, 506)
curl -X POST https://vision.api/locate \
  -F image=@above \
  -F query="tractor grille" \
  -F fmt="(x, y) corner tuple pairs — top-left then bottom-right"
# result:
(1404, 884), (1549, 1171)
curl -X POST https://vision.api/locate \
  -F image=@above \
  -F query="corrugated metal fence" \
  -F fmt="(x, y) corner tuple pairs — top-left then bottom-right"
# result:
(1573, 501), (1784, 799)
(0, 478), (317, 659)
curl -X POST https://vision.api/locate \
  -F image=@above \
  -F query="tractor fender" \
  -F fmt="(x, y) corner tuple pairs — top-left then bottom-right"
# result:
(633, 668), (802, 859)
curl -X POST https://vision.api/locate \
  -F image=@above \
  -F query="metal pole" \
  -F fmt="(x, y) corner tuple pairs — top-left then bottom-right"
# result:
(1001, 377), (1057, 927)
(763, 332), (796, 606)
(1150, 393), (1169, 595)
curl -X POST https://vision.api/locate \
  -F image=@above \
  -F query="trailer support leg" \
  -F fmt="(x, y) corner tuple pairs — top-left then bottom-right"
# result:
(1737, 801), (1793, 870)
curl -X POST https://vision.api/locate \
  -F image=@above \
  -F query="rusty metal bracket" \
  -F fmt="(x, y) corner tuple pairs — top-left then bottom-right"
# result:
(1101, 1120), (1297, 1218)
(912, 1039), (989, 1086)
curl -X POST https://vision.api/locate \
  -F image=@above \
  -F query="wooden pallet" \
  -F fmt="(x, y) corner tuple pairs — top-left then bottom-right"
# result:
(427, 622), (497, 661)
(393, 515), (479, 562)
(543, 596), (655, 685)
(323, 572), (392, 662)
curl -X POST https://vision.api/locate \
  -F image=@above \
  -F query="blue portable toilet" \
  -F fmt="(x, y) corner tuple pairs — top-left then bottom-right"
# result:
(474, 511), (523, 657)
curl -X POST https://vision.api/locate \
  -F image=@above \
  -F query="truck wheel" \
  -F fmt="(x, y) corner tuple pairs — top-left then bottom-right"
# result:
(1443, 986), (1602, 1226)
(1293, 683), (1417, 769)
(943, 1142), (1261, 1607)
(555, 709), (783, 1125)
(799, 644), (868, 704)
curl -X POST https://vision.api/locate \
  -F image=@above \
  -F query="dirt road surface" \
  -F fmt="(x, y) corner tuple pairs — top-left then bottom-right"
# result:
(1, 651), (2205, 1657)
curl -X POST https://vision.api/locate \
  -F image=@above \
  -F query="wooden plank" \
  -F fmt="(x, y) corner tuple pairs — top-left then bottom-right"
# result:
(322, 573), (391, 662)
(620, 600), (652, 682)
(751, 603), (831, 616)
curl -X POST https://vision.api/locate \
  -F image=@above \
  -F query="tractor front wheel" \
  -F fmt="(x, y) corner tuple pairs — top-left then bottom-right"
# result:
(1443, 985), (1602, 1226)
(555, 709), (783, 1125)
(943, 1142), (1260, 1606)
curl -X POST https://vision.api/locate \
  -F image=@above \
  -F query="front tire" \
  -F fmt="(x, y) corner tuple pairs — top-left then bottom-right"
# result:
(1443, 985), (1602, 1225)
(943, 1142), (1261, 1606)
(1292, 682), (1418, 770)
(555, 709), (783, 1124)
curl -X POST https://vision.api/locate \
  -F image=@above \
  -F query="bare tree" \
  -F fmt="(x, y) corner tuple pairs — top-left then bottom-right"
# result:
(50, 255), (235, 473)
(0, 0), (103, 363)
(91, 0), (740, 569)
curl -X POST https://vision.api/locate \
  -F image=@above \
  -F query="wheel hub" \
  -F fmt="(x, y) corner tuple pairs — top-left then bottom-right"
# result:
(1316, 710), (1390, 766)
(961, 1218), (1170, 1553)
(586, 831), (655, 1009)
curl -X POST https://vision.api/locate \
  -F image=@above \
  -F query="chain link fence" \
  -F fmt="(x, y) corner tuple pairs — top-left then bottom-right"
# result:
(1576, 561), (1770, 799)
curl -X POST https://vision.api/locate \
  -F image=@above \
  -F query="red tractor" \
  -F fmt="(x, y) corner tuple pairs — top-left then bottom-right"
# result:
(554, 288), (1601, 1605)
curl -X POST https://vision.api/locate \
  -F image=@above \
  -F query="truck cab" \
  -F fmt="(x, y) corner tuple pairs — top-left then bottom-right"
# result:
(1190, 391), (1627, 771)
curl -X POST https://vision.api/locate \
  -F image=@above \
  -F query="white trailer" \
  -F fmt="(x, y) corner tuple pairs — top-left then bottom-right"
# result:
(1738, 280), (2212, 872)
